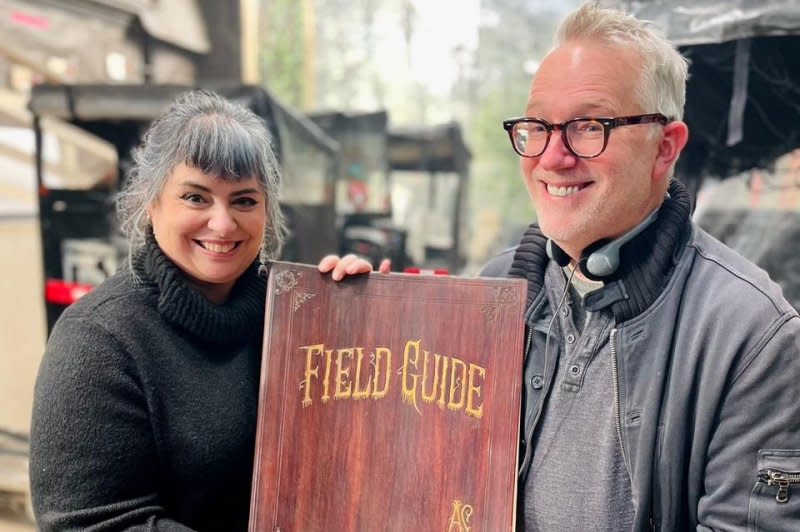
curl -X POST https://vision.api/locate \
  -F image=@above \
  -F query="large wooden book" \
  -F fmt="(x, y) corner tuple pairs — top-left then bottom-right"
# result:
(250, 262), (527, 531)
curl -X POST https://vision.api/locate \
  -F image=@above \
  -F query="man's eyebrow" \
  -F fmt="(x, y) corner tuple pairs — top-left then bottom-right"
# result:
(524, 102), (620, 118)
(572, 106), (619, 117)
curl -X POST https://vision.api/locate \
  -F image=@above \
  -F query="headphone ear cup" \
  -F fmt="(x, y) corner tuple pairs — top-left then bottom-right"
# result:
(546, 239), (571, 267)
(572, 209), (660, 281)
(579, 239), (613, 281)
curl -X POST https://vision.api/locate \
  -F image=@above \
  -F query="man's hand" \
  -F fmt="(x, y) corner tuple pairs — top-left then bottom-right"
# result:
(318, 254), (391, 281)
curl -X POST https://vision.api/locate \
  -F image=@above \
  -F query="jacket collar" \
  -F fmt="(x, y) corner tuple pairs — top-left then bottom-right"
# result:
(510, 179), (692, 323)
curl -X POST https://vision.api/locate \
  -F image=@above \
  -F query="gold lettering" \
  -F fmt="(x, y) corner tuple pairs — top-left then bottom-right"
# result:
(299, 343), (324, 407)
(334, 348), (353, 399)
(438, 355), (450, 408)
(447, 499), (474, 531)
(466, 363), (485, 418)
(321, 349), (334, 403)
(421, 351), (441, 404)
(372, 347), (391, 399)
(401, 339), (422, 414)
(447, 358), (467, 410)
(300, 339), (484, 418)
(352, 347), (372, 399)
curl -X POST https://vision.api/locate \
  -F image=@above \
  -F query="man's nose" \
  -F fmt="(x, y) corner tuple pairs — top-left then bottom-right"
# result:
(208, 205), (237, 235)
(538, 130), (578, 171)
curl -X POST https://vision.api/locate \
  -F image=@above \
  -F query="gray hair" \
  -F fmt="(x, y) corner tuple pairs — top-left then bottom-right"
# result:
(554, 2), (688, 122)
(116, 89), (287, 271)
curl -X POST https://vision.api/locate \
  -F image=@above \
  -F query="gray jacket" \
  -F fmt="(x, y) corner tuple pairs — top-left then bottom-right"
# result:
(482, 224), (800, 531)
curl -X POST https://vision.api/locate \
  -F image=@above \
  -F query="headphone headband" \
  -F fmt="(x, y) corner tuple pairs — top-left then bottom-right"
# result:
(546, 209), (659, 280)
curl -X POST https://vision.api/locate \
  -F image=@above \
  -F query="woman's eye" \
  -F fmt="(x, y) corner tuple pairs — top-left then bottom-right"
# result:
(181, 193), (206, 205)
(234, 197), (259, 208)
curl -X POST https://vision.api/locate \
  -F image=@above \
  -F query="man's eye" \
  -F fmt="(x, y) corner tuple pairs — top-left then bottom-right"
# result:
(577, 121), (603, 133)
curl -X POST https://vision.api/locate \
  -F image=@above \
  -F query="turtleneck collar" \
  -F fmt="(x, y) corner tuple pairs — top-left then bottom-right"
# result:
(133, 232), (266, 345)
(509, 179), (692, 323)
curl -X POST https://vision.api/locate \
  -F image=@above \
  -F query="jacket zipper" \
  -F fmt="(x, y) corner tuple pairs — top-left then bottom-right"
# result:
(524, 324), (534, 362)
(610, 328), (629, 472)
(758, 469), (800, 503)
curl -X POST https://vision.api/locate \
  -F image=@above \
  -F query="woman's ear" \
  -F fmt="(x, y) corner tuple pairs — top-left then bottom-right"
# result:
(653, 120), (689, 180)
(145, 204), (156, 238)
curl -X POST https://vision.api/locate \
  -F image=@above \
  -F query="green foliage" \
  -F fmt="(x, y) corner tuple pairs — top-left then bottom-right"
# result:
(260, 0), (305, 108)
(462, 0), (566, 251)
(255, 0), (584, 262)
(465, 84), (536, 256)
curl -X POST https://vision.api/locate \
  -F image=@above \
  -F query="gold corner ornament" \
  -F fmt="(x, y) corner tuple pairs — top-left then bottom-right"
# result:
(274, 269), (302, 295)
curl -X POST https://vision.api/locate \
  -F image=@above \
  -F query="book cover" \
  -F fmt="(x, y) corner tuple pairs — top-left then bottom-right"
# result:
(250, 261), (526, 531)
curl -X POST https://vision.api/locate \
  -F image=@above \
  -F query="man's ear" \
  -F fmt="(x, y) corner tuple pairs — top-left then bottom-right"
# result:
(653, 120), (689, 180)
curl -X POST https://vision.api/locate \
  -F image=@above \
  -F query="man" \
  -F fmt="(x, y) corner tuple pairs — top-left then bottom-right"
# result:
(481, 2), (800, 530)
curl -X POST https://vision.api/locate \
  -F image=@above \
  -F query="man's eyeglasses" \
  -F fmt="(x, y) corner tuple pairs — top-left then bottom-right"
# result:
(502, 114), (670, 159)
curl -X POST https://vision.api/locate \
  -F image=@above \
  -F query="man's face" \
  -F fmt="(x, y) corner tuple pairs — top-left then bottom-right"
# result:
(522, 40), (668, 258)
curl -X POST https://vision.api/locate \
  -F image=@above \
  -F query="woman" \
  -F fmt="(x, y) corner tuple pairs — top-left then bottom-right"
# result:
(29, 90), (376, 531)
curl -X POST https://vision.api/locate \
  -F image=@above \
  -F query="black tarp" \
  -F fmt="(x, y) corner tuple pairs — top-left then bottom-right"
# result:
(609, 0), (800, 181)
(605, 0), (800, 309)
(694, 158), (800, 310)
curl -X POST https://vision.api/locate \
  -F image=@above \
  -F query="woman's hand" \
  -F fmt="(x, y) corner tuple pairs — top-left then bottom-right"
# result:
(318, 254), (391, 281)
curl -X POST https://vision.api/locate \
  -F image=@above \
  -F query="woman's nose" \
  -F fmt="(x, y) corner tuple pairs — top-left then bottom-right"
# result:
(208, 205), (237, 235)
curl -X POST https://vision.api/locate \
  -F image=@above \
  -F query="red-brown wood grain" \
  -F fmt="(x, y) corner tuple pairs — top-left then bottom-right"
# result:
(250, 262), (526, 531)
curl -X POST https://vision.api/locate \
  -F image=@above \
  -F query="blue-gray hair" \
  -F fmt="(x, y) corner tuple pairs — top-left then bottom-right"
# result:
(116, 89), (287, 270)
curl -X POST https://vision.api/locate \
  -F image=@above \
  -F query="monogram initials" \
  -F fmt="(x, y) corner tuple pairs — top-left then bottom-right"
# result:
(447, 499), (474, 531)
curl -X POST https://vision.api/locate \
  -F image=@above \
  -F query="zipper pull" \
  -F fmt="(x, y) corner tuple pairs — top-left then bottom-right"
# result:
(758, 469), (800, 503)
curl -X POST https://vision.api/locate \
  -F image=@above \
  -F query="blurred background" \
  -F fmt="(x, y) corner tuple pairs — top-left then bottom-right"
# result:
(1, 0), (799, 528)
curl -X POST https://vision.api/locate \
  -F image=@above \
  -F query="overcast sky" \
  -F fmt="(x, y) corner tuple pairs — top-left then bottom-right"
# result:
(402, 0), (580, 96)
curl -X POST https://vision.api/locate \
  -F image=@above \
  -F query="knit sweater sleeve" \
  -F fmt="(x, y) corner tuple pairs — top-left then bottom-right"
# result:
(29, 312), (196, 532)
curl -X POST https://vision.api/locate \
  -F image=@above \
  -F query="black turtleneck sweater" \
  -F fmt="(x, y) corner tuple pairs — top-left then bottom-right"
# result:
(30, 236), (267, 531)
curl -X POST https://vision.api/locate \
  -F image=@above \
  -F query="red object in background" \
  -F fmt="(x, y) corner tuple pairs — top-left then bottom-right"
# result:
(11, 11), (50, 30)
(403, 267), (449, 275)
(347, 180), (368, 211)
(45, 279), (94, 305)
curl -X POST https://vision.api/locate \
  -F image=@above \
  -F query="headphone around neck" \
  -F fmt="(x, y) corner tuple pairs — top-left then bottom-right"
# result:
(545, 209), (659, 281)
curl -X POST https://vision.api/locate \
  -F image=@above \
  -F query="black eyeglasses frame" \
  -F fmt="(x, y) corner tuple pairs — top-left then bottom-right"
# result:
(502, 113), (670, 159)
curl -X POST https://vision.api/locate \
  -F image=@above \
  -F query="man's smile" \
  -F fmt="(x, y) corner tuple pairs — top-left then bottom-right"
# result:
(544, 181), (593, 198)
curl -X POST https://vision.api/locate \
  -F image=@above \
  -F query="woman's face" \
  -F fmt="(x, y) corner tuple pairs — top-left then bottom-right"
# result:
(147, 163), (267, 303)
